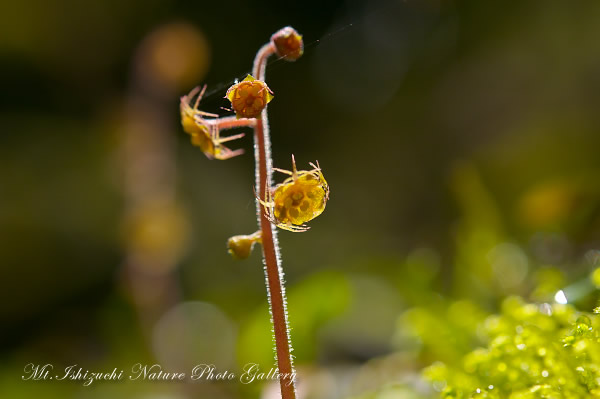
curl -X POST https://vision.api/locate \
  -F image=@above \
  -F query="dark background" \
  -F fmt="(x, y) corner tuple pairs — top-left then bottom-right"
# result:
(2, 1), (600, 398)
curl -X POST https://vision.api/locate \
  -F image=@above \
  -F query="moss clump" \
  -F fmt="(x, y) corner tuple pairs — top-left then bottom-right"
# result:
(424, 297), (600, 398)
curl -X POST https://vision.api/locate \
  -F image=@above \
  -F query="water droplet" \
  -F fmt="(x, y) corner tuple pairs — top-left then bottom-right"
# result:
(576, 315), (591, 327)
(516, 325), (524, 334)
(538, 347), (547, 356)
(554, 290), (568, 304)
(540, 303), (553, 315)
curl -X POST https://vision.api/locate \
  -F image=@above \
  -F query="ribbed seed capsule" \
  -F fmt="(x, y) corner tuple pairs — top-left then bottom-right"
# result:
(259, 155), (329, 232)
(226, 75), (273, 119)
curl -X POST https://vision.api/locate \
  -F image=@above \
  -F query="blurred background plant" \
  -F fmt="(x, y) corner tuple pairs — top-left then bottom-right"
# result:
(2, 0), (600, 398)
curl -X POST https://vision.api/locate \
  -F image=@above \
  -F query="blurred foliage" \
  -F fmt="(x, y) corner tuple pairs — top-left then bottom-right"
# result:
(239, 271), (350, 368)
(238, 271), (350, 397)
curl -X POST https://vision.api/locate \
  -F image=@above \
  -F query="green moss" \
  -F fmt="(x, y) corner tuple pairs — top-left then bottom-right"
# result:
(423, 297), (600, 398)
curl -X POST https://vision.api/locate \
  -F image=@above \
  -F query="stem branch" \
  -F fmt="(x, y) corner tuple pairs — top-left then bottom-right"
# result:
(216, 116), (256, 130)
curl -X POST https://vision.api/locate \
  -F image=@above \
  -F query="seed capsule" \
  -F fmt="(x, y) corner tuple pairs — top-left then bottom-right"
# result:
(227, 231), (262, 259)
(226, 75), (273, 119)
(259, 155), (329, 232)
(180, 86), (245, 160)
(271, 27), (303, 61)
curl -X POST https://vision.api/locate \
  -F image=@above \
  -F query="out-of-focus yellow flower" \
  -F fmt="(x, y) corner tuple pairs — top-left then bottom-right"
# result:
(180, 86), (244, 160)
(271, 26), (303, 61)
(124, 199), (190, 273)
(517, 180), (574, 228)
(259, 155), (329, 232)
(138, 22), (211, 91)
(226, 75), (273, 119)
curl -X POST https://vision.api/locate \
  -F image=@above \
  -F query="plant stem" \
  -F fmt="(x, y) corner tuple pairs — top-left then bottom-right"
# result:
(216, 116), (256, 130)
(253, 43), (297, 399)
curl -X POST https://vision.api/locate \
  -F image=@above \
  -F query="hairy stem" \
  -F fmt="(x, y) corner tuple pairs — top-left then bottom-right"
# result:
(216, 116), (256, 130)
(253, 43), (297, 399)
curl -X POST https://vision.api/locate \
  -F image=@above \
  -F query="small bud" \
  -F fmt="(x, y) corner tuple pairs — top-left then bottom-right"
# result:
(271, 27), (303, 61)
(227, 231), (262, 259)
(226, 75), (273, 119)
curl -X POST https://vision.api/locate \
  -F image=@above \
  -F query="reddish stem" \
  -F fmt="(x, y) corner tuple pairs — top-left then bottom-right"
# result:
(216, 116), (256, 130)
(253, 43), (297, 399)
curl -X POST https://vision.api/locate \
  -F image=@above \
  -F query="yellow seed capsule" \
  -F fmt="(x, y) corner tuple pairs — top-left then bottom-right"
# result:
(271, 26), (303, 61)
(259, 155), (329, 232)
(227, 231), (262, 259)
(180, 86), (245, 160)
(226, 75), (273, 119)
